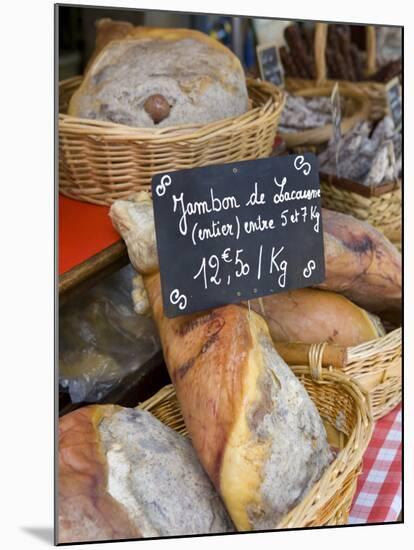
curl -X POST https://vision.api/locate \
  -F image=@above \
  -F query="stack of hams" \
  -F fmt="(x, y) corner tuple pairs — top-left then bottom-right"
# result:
(58, 192), (401, 542)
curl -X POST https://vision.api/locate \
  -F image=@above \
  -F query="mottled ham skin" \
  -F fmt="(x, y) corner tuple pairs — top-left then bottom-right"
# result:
(252, 287), (384, 346)
(59, 403), (233, 542)
(318, 209), (402, 323)
(144, 272), (248, 489)
(58, 406), (141, 544)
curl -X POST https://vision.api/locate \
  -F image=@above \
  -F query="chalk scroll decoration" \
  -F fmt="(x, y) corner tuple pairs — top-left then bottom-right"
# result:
(152, 154), (325, 318)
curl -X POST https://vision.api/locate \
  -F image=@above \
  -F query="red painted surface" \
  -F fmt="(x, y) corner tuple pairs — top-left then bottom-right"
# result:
(59, 195), (121, 275)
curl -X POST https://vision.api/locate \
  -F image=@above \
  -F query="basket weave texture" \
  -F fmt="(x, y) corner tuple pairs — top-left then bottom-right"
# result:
(320, 176), (401, 247)
(345, 328), (401, 421)
(138, 360), (373, 529)
(284, 23), (392, 121)
(59, 76), (285, 205)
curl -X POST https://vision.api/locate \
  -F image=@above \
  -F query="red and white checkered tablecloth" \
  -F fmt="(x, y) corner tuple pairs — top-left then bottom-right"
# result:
(349, 404), (402, 524)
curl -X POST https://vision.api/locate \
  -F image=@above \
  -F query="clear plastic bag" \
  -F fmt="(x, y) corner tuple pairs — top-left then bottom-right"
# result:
(59, 265), (160, 403)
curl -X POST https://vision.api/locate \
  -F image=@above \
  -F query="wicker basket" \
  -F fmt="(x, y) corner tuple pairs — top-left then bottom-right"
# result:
(345, 328), (402, 420)
(59, 76), (285, 205)
(279, 329), (401, 421)
(320, 173), (401, 247)
(280, 85), (370, 151)
(138, 361), (373, 529)
(285, 23), (395, 121)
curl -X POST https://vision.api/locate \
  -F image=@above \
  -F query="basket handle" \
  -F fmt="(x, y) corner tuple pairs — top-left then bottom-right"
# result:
(275, 341), (347, 369)
(308, 342), (328, 381)
(314, 22), (377, 83)
(314, 23), (328, 85)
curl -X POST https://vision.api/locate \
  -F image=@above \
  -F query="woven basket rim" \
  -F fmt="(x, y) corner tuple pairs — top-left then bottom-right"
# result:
(279, 365), (373, 527)
(137, 364), (374, 529)
(320, 171), (401, 198)
(351, 326), (401, 423)
(284, 76), (391, 91)
(347, 327), (401, 364)
(59, 75), (285, 142)
(317, 328), (401, 421)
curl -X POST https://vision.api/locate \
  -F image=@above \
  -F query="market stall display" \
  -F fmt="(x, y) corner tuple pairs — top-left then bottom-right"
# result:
(102, 158), (401, 540)
(110, 193), (401, 421)
(57, 10), (403, 541)
(111, 194), (338, 530)
(107, 190), (382, 530)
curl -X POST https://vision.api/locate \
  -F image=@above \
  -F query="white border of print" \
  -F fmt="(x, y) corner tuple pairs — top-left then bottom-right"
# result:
(1, 1), (411, 549)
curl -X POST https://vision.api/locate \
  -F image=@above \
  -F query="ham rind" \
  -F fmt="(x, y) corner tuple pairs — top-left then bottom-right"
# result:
(251, 288), (385, 347)
(58, 406), (141, 543)
(317, 209), (401, 323)
(58, 405), (233, 543)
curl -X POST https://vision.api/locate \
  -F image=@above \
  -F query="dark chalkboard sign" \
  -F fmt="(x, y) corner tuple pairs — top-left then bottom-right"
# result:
(386, 77), (402, 131)
(257, 43), (284, 87)
(152, 154), (325, 318)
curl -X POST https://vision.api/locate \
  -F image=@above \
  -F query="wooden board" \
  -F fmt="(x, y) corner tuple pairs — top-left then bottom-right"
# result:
(59, 240), (128, 301)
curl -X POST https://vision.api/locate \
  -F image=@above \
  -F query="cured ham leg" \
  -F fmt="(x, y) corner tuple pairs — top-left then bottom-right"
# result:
(143, 273), (332, 529)
(59, 405), (233, 543)
(251, 287), (385, 347)
(318, 209), (401, 322)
